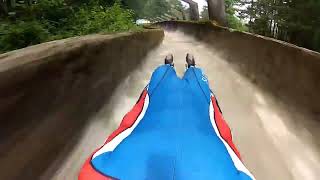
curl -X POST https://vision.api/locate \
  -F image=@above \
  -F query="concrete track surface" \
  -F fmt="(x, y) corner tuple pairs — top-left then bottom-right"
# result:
(43, 31), (320, 180)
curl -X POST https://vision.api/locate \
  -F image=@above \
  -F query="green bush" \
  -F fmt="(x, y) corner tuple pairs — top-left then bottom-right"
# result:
(0, 21), (49, 52)
(227, 14), (248, 32)
(0, 0), (139, 53)
(33, 0), (71, 21)
(70, 2), (137, 35)
(32, 0), (74, 35)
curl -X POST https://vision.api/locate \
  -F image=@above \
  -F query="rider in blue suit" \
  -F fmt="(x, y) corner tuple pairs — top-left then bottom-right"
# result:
(79, 54), (255, 180)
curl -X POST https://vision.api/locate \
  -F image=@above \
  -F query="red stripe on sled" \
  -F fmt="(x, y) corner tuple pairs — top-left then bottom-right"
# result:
(105, 90), (147, 143)
(78, 149), (115, 180)
(211, 96), (242, 160)
(78, 89), (148, 180)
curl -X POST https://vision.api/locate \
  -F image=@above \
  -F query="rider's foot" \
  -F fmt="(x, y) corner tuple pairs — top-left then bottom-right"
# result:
(186, 53), (195, 68)
(165, 54), (174, 66)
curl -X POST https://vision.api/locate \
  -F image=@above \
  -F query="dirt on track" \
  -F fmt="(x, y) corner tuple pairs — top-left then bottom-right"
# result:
(42, 31), (320, 180)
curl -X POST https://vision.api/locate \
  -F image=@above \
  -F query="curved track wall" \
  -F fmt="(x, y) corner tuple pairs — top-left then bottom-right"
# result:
(157, 21), (320, 117)
(0, 29), (164, 179)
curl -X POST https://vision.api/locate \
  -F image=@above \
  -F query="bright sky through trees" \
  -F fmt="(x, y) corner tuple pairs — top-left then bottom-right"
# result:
(180, 0), (207, 12)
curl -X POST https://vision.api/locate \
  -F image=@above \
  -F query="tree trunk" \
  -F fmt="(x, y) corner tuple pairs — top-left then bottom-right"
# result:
(0, 0), (8, 16)
(207, 0), (227, 26)
(9, 0), (15, 8)
(181, 0), (199, 20)
(181, 11), (186, 20)
(26, 0), (32, 6)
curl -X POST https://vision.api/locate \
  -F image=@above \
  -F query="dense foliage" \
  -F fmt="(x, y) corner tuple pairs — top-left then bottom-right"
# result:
(0, 0), (187, 53)
(0, 0), (138, 53)
(236, 0), (320, 52)
(123, 0), (185, 20)
(1, 0), (318, 53)
(225, 0), (248, 31)
(201, 0), (248, 31)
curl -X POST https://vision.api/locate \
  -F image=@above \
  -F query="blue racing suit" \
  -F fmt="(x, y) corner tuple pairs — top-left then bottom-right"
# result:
(79, 65), (255, 180)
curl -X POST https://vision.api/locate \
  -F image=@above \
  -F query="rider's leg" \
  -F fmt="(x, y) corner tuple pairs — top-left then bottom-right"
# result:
(182, 58), (211, 103)
(183, 56), (248, 176)
(148, 55), (179, 96)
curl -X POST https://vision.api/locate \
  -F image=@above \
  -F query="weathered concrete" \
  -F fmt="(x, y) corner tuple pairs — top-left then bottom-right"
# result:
(44, 29), (320, 180)
(154, 21), (320, 179)
(0, 29), (164, 180)
(157, 21), (320, 120)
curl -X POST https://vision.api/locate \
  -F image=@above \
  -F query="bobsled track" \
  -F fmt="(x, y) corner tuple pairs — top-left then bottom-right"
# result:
(0, 21), (320, 180)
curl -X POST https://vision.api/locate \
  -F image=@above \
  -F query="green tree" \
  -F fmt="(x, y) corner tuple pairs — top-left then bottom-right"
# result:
(200, 6), (209, 20)
(237, 0), (320, 52)
(143, 0), (170, 18)
(70, 2), (137, 35)
(168, 0), (186, 20)
(123, 0), (172, 19)
(123, 0), (148, 18)
(0, 0), (139, 53)
(0, 21), (49, 51)
(225, 0), (248, 31)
